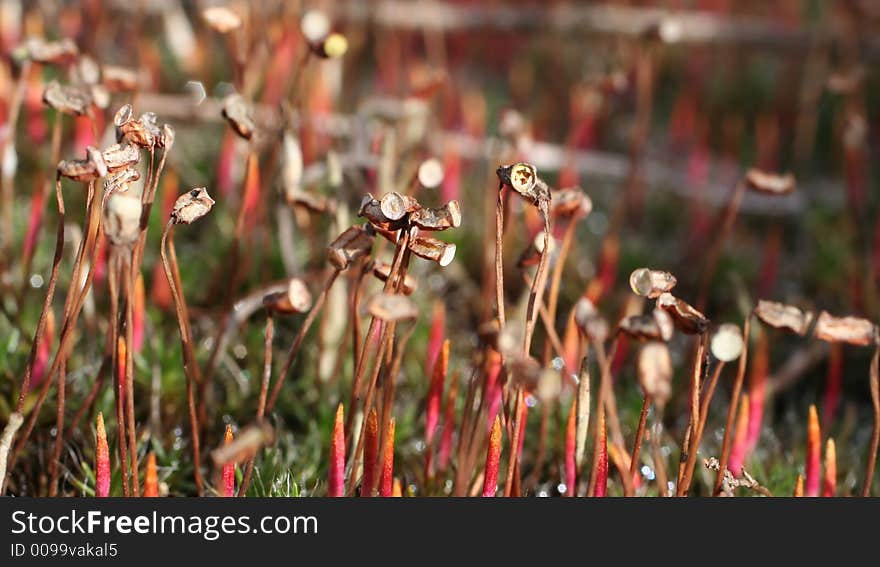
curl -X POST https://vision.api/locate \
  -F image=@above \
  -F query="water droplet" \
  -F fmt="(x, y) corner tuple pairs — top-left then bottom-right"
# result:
(551, 357), (564, 370)
(640, 465), (655, 480)
(29, 274), (44, 288)
(525, 394), (537, 408)
(233, 344), (247, 359)
(556, 483), (567, 494)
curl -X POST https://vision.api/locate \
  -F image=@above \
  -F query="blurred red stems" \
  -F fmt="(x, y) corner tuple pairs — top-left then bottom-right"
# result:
(96, 412), (110, 498)
(482, 416), (502, 497)
(805, 405), (820, 497)
(329, 404), (345, 497)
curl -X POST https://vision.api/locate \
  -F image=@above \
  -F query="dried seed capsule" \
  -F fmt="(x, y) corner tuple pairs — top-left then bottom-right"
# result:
(103, 168), (141, 195)
(25, 37), (79, 65)
(508, 355), (541, 391)
(114, 104), (134, 128)
(657, 293), (708, 335)
(574, 297), (609, 343)
(653, 308), (674, 342)
(551, 187), (592, 218)
(629, 268), (677, 299)
(358, 194), (404, 231)
(202, 6), (242, 33)
(408, 235), (456, 267)
(90, 85), (110, 110)
(43, 80), (92, 115)
(75, 55), (101, 85)
(139, 112), (163, 143)
(101, 143), (140, 172)
(745, 169), (795, 195)
(497, 162), (552, 208)
(222, 94), (255, 140)
(264, 279), (312, 314)
(372, 261), (417, 295)
(814, 311), (877, 346)
(115, 106), (154, 148)
(157, 124), (176, 150)
(618, 314), (667, 342)
(753, 300), (813, 335)
(409, 200), (462, 231)
(171, 187), (215, 225)
(85, 146), (108, 178)
(711, 324), (744, 362)
(104, 192), (142, 246)
(638, 342), (673, 406)
(417, 158), (444, 189)
(57, 159), (99, 182)
(288, 190), (337, 214)
(367, 293), (418, 322)
(379, 191), (420, 221)
(327, 225), (374, 270)
(102, 65), (139, 92)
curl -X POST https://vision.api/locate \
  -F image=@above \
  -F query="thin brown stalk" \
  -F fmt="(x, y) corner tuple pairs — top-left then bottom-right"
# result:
(714, 316), (751, 495)
(651, 406), (669, 495)
(109, 251), (130, 496)
(495, 187), (506, 328)
(588, 336), (618, 495)
(680, 356), (724, 496)
(627, 394), (651, 495)
(123, 254), (140, 495)
(160, 220), (203, 494)
(863, 342), (879, 496)
(677, 333), (708, 496)
(239, 312), (274, 496)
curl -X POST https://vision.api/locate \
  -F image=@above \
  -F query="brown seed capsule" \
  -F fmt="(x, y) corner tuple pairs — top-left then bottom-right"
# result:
(372, 261), (417, 295)
(478, 319), (501, 348)
(745, 168), (795, 195)
(25, 37), (79, 65)
(496, 162), (550, 208)
(157, 124), (176, 150)
(619, 309), (674, 342)
(379, 192), (420, 221)
(508, 354), (541, 392)
(711, 324), (744, 362)
(102, 65), (140, 92)
(171, 187), (215, 225)
(114, 104), (134, 128)
(358, 194), (404, 232)
(574, 297), (609, 343)
(657, 293), (708, 335)
(629, 268), (677, 299)
(409, 200), (462, 231)
(814, 311), (877, 347)
(222, 94), (255, 140)
(417, 158), (444, 189)
(638, 342), (673, 406)
(42, 80), (92, 115)
(202, 6), (242, 33)
(408, 235), (456, 267)
(753, 300), (813, 335)
(327, 225), (374, 270)
(264, 278), (312, 314)
(101, 143), (140, 172)
(551, 187), (592, 218)
(287, 190), (337, 215)
(75, 56), (101, 86)
(104, 192), (142, 247)
(139, 112), (163, 144)
(57, 146), (107, 181)
(115, 107), (154, 148)
(367, 293), (418, 322)
(103, 168), (141, 195)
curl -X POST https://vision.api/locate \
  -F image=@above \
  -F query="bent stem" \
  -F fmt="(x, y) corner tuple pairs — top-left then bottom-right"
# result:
(160, 220), (203, 494)
(715, 315), (751, 495)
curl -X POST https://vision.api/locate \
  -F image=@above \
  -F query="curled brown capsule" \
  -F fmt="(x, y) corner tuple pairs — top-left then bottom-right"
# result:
(139, 112), (163, 144)
(379, 192), (420, 221)
(57, 146), (107, 181)
(657, 293), (708, 335)
(574, 297), (609, 343)
(202, 6), (242, 33)
(372, 261), (417, 295)
(116, 110), (153, 148)
(222, 94), (255, 140)
(508, 354), (541, 392)
(263, 279), (313, 315)
(327, 225), (374, 271)
(710, 324), (744, 362)
(43, 80), (92, 115)
(629, 268), (677, 299)
(25, 37), (79, 65)
(114, 104), (134, 128)
(157, 123), (176, 150)
(551, 187), (592, 218)
(309, 33), (348, 59)
(103, 168), (141, 194)
(814, 311), (877, 347)
(101, 143), (140, 172)
(753, 300), (813, 335)
(358, 194), (404, 232)
(287, 190), (337, 215)
(409, 200), (462, 231)
(496, 162), (551, 209)
(367, 292), (418, 322)
(637, 342), (673, 406)
(745, 168), (795, 196)
(171, 187), (215, 225)
(104, 192), (142, 247)
(102, 65), (140, 92)
(619, 308), (674, 343)
(408, 235), (456, 267)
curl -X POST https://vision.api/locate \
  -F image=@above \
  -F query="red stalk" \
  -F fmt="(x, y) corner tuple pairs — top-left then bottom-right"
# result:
(31, 310), (54, 389)
(223, 424), (235, 497)
(728, 395), (750, 475)
(482, 416), (502, 497)
(329, 404), (345, 497)
(426, 301), (446, 377)
(133, 274), (145, 353)
(96, 412), (110, 497)
(744, 331), (769, 453)
(437, 373), (458, 472)
(144, 453), (159, 497)
(564, 399), (576, 496)
(805, 405), (820, 497)
(594, 411), (608, 497)
(379, 417), (396, 497)
(822, 438), (836, 497)
(362, 408), (378, 497)
(793, 474), (804, 497)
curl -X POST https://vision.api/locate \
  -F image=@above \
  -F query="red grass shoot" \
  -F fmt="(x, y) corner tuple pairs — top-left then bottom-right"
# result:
(95, 412), (110, 498)
(379, 417), (396, 497)
(805, 405), (820, 497)
(564, 399), (576, 496)
(362, 408), (378, 497)
(744, 331), (769, 454)
(594, 410), (608, 497)
(482, 415), (502, 497)
(133, 274), (145, 352)
(437, 372), (458, 473)
(144, 453), (159, 497)
(822, 438), (836, 497)
(426, 301), (446, 377)
(223, 425), (235, 497)
(425, 339), (449, 474)
(728, 395), (750, 475)
(793, 474), (804, 497)
(329, 404), (345, 497)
